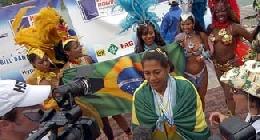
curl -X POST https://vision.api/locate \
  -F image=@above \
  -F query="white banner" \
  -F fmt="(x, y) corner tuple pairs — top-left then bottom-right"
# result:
(0, 0), (212, 81)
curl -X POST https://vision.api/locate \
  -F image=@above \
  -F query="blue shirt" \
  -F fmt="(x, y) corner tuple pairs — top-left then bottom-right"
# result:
(193, 0), (207, 3)
(160, 6), (182, 44)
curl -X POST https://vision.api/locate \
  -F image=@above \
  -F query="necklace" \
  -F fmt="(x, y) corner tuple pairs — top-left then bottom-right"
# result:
(185, 32), (195, 49)
(212, 19), (231, 29)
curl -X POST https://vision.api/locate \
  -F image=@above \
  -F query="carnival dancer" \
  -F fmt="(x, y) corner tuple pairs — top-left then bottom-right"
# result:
(135, 21), (166, 53)
(12, 7), (72, 110)
(116, 0), (165, 53)
(57, 37), (132, 139)
(175, 11), (210, 109)
(132, 48), (210, 140)
(209, 20), (260, 137)
(160, 0), (182, 44)
(207, 0), (254, 115)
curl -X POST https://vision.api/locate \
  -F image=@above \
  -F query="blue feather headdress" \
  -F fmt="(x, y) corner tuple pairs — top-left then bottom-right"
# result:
(116, 0), (160, 33)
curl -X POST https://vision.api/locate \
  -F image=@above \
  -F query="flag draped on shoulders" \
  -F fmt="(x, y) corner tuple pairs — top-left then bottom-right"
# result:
(132, 76), (210, 140)
(62, 43), (185, 117)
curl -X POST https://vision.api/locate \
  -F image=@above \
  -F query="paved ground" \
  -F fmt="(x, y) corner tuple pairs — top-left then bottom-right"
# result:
(96, 3), (257, 140)
(96, 86), (248, 140)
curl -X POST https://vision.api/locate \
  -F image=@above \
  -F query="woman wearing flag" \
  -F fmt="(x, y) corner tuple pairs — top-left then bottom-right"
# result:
(175, 11), (210, 109)
(132, 48), (210, 140)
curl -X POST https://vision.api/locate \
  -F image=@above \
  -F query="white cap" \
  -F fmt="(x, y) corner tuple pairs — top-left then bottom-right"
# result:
(0, 80), (51, 117)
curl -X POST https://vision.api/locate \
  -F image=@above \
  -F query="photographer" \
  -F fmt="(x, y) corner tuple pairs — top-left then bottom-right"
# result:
(209, 56), (260, 139)
(0, 80), (51, 140)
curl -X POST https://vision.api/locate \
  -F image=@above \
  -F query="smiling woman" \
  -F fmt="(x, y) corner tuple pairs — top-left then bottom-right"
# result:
(135, 21), (166, 53)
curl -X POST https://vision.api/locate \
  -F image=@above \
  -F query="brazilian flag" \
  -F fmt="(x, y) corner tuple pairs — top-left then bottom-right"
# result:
(62, 43), (185, 117)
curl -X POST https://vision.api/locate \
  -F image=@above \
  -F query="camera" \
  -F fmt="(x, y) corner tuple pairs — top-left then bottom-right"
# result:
(208, 116), (257, 140)
(26, 78), (101, 140)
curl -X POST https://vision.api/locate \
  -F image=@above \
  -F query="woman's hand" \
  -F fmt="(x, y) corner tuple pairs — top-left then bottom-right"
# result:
(175, 33), (186, 47)
(195, 55), (204, 62)
(209, 112), (228, 126)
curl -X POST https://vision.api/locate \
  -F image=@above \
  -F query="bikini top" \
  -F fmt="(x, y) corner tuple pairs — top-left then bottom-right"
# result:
(209, 27), (233, 46)
(184, 42), (204, 57)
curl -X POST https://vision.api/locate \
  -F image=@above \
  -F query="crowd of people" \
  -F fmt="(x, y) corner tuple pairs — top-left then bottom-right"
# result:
(1, 0), (260, 139)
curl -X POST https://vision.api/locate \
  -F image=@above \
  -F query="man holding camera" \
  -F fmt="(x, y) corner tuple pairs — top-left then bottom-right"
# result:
(209, 43), (260, 139)
(0, 80), (51, 140)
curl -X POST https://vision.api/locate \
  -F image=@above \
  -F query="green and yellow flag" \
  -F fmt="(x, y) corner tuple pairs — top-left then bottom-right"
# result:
(62, 43), (185, 117)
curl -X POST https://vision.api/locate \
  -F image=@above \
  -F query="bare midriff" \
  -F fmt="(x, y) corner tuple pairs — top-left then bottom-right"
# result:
(213, 39), (236, 64)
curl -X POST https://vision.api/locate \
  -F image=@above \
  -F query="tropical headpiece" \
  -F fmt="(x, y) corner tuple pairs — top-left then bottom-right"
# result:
(178, 0), (194, 21)
(116, 0), (160, 32)
(208, 0), (240, 25)
(180, 12), (195, 22)
(12, 7), (69, 63)
(62, 36), (78, 49)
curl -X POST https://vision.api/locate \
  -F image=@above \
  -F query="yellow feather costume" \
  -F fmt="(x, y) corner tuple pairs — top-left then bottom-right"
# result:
(12, 7), (103, 129)
(13, 7), (68, 63)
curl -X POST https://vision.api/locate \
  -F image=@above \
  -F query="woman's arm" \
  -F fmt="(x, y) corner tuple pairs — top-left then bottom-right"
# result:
(200, 32), (210, 51)
(233, 24), (254, 42)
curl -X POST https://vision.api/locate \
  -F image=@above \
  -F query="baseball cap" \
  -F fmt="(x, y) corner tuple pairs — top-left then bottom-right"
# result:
(0, 80), (51, 117)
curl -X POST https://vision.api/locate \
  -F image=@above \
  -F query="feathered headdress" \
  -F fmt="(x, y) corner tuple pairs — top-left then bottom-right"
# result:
(208, 0), (240, 24)
(116, 0), (160, 32)
(12, 7), (69, 64)
(179, 0), (194, 21)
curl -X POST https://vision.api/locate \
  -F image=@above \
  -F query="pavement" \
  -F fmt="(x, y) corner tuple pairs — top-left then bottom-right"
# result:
(96, 4), (257, 140)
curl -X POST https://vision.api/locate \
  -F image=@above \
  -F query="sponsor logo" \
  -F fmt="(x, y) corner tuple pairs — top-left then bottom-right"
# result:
(96, 0), (115, 9)
(108, 44), (119, 55)
(96, 49), (106, 56)
(120, 40), (134, 49)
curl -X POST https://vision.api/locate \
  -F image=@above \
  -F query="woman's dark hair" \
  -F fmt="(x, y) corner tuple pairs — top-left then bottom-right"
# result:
(0, 109), (17, 122)
(27, 53), (62, 69)
(179, 15), (205, 33)
(54, 40), (75, 64)
(141, 48), (174, 72)
(212, 0), (240, 24)
(27, 53), (37, 64)
(136, 21), (166, 53)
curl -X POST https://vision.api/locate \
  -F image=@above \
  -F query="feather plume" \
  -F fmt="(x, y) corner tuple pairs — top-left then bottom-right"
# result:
(116, 0), (159, 32)
(12, 6), (34, 34)
(12, 7), (68, 64)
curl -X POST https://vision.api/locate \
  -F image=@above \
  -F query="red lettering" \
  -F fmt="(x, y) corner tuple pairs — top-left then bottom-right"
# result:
(120, 41), (134, 49)
(128, 41), (133, 46)
(120, 44), (124, 49)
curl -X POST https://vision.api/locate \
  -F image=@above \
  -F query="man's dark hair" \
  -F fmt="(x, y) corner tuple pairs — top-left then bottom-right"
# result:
(0, 109), (17, 122)
(170, 1), (179, 7)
